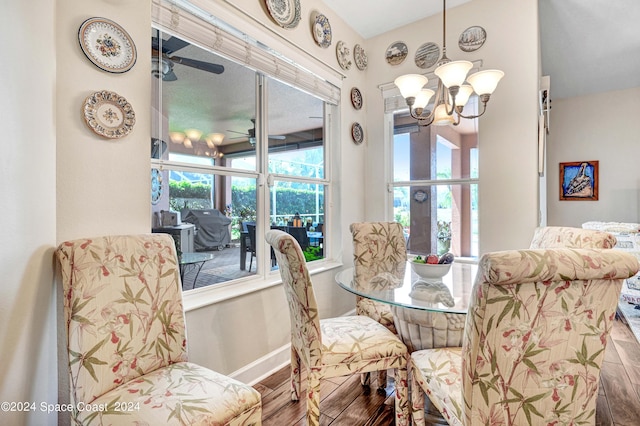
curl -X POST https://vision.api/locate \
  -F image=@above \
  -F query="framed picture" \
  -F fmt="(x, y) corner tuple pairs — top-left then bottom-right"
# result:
(559, 161), (598, 201)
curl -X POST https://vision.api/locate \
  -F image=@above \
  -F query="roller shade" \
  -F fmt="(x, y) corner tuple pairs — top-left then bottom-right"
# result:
(152, 0), (340, 105)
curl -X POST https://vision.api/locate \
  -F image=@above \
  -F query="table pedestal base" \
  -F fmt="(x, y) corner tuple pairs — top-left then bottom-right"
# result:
(391, 306), (466, 352)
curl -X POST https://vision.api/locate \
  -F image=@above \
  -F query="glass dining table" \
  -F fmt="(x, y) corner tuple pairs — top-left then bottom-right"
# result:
(335, 260), (478, 352)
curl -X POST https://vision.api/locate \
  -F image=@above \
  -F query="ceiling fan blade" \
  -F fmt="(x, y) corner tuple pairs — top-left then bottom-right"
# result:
(152, 36), (190, 55)
(227, 130), (249, 136)
(170, 56), (225, 74)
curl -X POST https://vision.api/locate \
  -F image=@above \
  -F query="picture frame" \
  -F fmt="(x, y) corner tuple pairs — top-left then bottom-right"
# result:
(559, 161), (598, 201)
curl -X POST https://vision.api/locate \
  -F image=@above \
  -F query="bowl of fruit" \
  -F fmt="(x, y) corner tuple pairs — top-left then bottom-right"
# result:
(409, 252), (454, 279)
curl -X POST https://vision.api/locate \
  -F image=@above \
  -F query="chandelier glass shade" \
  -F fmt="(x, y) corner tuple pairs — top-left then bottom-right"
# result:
(394, 0), (504, 127)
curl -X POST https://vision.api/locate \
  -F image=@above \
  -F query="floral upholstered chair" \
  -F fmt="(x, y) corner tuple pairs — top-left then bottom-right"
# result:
(350, 222), (407, 390)
(409, 248), (639, 426)
(266, 229), (410, 426)
(530, 225), (616, 249)
(350, 222), (406, 333)
(56, 234), (262, 425)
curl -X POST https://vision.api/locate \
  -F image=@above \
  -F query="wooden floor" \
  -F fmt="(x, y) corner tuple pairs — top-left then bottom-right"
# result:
(253, 316), (640, 425)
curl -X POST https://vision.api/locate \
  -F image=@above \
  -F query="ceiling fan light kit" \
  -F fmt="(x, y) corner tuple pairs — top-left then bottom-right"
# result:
(206, 133), (225, 147)
(393, 0), (504, 127)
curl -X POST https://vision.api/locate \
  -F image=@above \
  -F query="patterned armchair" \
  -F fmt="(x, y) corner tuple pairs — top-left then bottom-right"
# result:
(56, 234), (262, 425)
(409, 248), (639, 425)
(530, 225), (616, 249)
(266, 229), (410, 426)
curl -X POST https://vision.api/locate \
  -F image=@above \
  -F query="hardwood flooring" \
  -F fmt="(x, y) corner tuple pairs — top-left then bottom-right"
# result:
(254, 316), (640, 425)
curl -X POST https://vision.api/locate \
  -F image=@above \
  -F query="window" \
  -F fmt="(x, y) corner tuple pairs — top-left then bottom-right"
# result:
(391, 114), (479, 258)
(151, 4), (337, 291)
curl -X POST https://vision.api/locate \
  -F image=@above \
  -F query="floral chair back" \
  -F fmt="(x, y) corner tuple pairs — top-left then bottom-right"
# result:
(57, 234), (187, 406)
(265, 230), (322, 368)
(349, 222), (409, 389)
(350, 222), (407, 289)
(530, 225), (616, 249)
(411, 248), (638, 425)
(350, 222), (407, 331)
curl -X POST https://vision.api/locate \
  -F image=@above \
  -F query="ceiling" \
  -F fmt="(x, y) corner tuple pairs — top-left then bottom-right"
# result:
(324, 0), (640, 100)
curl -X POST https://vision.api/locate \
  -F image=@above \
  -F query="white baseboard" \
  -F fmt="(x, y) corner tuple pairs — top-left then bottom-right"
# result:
(229, 343), (291, 385)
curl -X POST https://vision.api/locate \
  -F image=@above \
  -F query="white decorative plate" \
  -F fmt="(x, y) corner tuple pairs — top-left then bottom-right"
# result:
(385, 41), (408, 65)
(336, 41), (352, 71)
(415, 42), (440, 69)
(82, 90), (136, 139)
(350, 87), (363, 110)
(351, 122), (364, 145)
(312, 13), (332, 48)
(265, 0), (301, 29)
(151, 169), (163, 205)
(459, 26), (487, 52)
(78, 17), (136, 73)
(353, 44), (368, 70)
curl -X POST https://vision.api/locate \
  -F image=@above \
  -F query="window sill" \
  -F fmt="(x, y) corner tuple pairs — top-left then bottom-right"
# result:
(182, 259), (343, 312)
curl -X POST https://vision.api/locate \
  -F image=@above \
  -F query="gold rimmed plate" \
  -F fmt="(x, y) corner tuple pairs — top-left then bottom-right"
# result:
(82, 90), (136, 139)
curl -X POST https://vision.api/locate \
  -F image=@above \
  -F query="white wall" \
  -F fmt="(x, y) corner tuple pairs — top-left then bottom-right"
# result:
(0, 2), (57, 425)
(546, 87), (640, 226)
(364, 0), (541, 254)
(56, 1), (152, 241)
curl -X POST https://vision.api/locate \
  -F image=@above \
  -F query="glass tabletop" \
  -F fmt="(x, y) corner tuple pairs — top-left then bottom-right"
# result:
(179, 252), (215, 265)
(335, 260), (478, 314)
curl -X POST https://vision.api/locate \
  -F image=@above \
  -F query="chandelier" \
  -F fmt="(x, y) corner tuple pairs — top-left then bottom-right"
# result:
(394, 0), (504, 127)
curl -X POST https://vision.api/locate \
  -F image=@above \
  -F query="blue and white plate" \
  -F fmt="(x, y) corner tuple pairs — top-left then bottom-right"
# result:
(312, 13), (332, 48)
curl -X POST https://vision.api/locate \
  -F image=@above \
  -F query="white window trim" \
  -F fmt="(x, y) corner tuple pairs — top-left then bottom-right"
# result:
(182, 260), (343, 311)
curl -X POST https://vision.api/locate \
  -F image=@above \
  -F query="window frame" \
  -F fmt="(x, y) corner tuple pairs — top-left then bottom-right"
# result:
(385, 114), (480, 259)
(150, 10), (340, 305)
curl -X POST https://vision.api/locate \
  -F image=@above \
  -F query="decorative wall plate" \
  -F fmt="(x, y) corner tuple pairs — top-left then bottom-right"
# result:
(351, 122), (364, 145)
(385, 41), (408, 65)
(459, 26), (487, 52)
(350, 87), (363, 110)
(415, 42), (440, 69)
(265, 0), (301, 29)
(311, 12), (332, 48)
(336, 41), (352, 70)
(353, 44), (368, 70)
(413, 190), (428, 203)
(82, 90), (136, 139)
(151, 168), (163, 205)
(78, 17), (137, 73)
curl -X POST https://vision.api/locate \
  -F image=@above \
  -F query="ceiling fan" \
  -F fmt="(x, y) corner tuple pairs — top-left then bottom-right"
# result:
(228, 119), (286, 146)
(151, 32), (224, 81)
